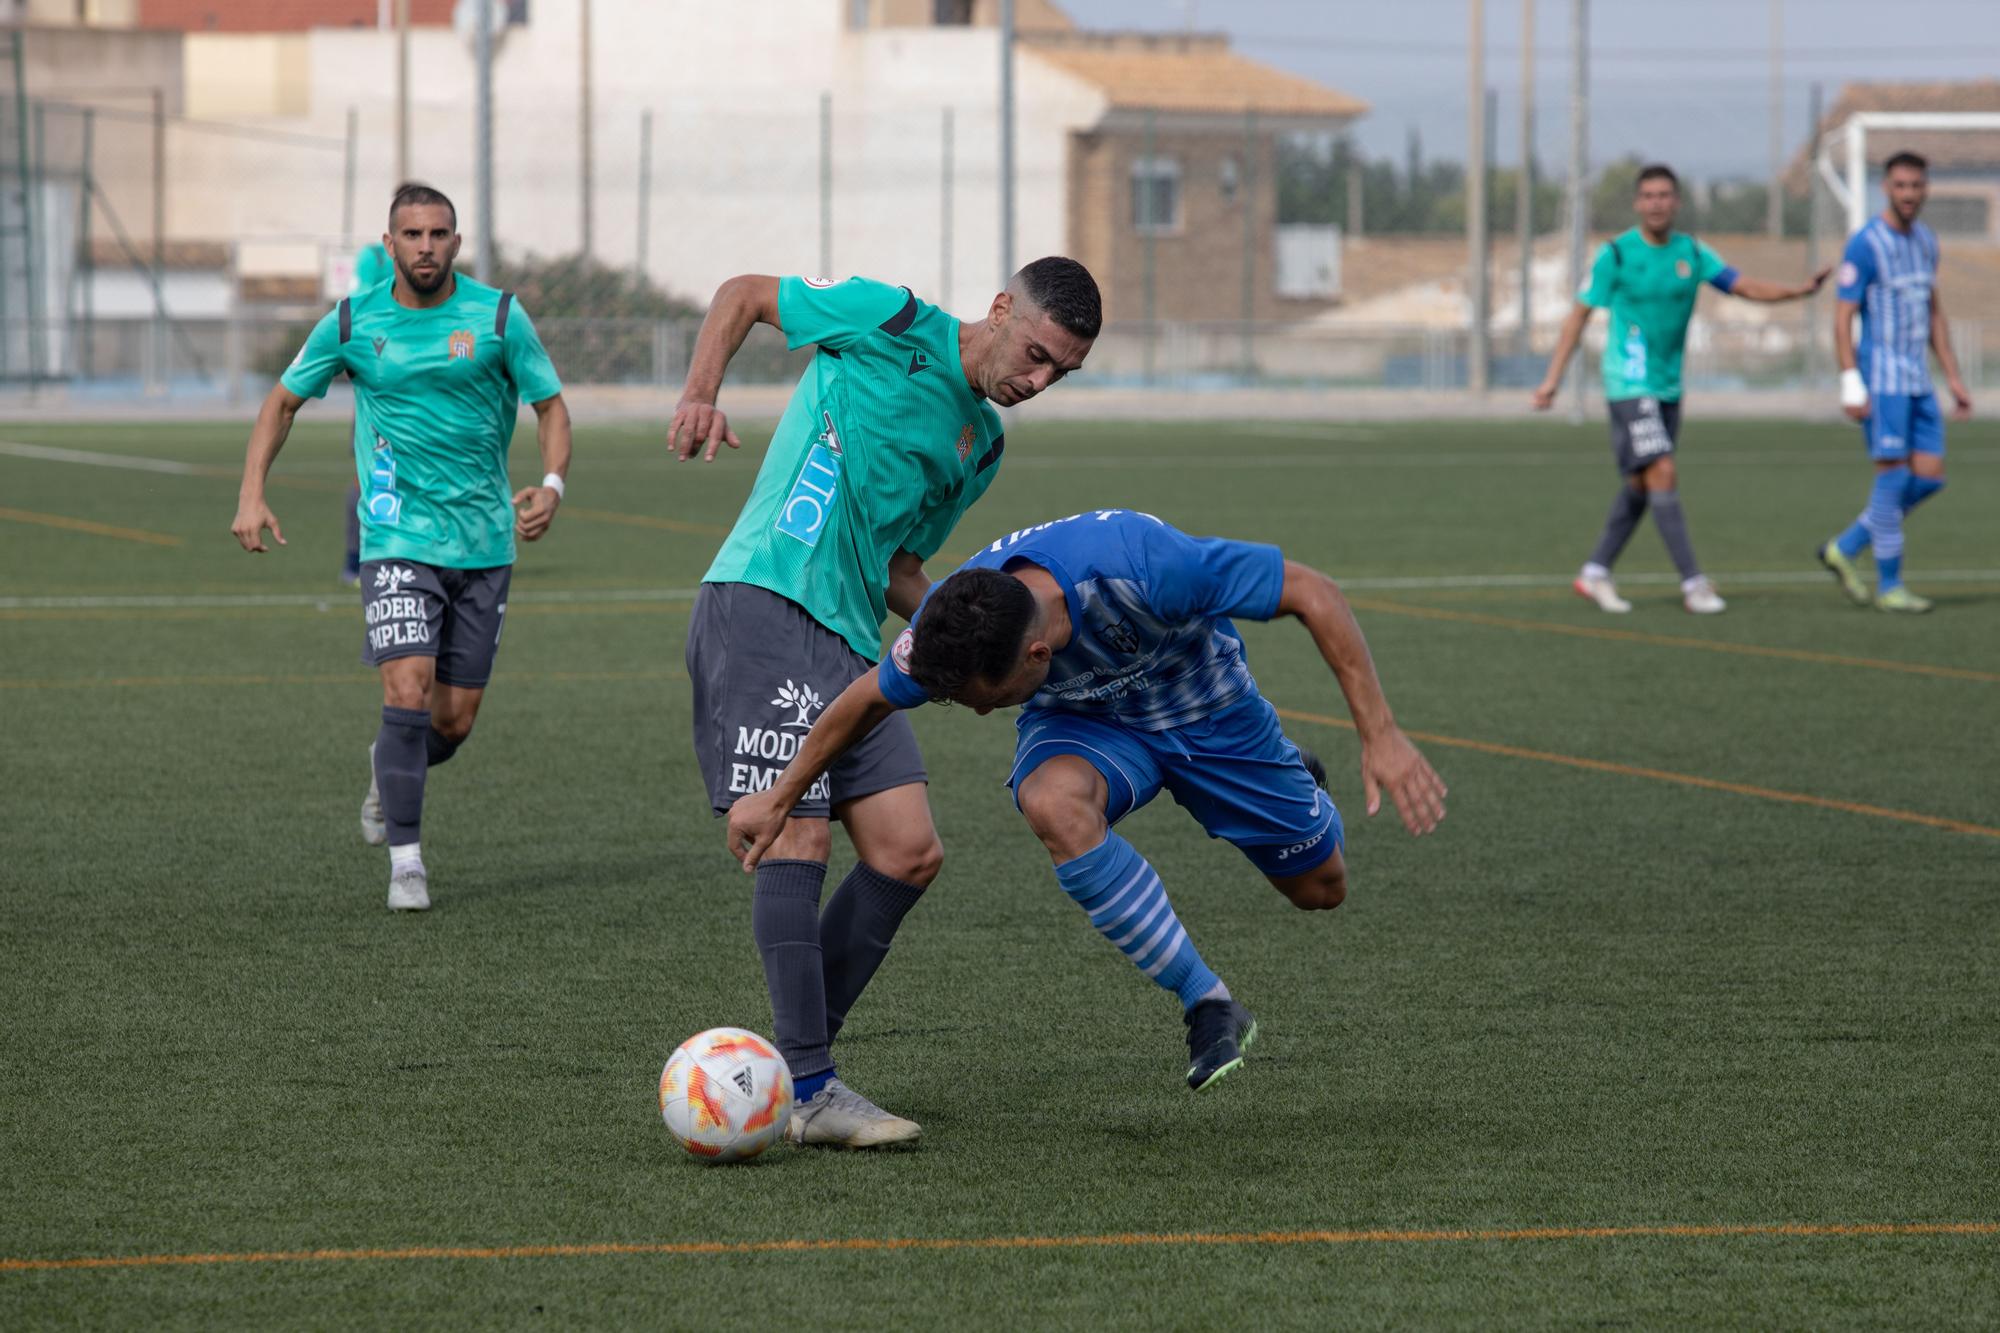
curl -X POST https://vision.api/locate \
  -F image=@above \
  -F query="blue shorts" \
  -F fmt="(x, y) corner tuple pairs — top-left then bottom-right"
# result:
(1008, 693), (1342, 877)
(1864, 393), (1945, 462)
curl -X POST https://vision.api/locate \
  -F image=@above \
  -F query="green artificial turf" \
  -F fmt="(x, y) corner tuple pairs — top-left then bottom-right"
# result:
(1, 415), (1996, 1328)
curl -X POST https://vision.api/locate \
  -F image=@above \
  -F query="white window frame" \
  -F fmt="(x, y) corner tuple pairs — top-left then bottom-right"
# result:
(1131, 155), (1183, 235)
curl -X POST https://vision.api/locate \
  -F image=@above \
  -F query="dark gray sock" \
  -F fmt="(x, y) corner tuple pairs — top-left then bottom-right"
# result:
(752, 859), (833, 1080)
(821, 862), (927, 1045)
(375, 706), (430, 846)
(1587, 486), (1648, 569)
(426, 727), (462, 768)
(1649, 489), (1701, 580)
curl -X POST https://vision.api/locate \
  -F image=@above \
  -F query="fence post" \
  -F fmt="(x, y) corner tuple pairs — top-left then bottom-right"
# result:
(342, 105), (357, 247)
(818, 91), (832, 279)
(940, 105), (953, 312)
(78, 106), (94, 381)
(149, 86), (165, 395)
(1239, 107), (1256, 382)
(29, 98), (45, 382)
(1142, 106), (1156, 385)
(636, 107), (652, 281)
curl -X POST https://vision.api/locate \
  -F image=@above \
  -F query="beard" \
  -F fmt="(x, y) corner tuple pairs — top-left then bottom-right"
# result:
(396, 256), (452, 295)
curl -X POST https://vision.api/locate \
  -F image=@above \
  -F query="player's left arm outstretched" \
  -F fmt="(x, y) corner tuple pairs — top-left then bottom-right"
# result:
(1718, 266), (1832, 303)
(1275, 560), (1447, 835)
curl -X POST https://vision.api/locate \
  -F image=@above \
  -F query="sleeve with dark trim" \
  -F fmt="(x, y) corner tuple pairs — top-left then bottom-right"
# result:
(777, 276), (914, 352)
(279, 307), (346, 401)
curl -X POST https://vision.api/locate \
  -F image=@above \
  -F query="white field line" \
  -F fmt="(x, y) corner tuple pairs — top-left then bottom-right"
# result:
(1007, 450), (1876, 470)
(8, 571), (2000, 612)
(0, 441), (209, 474)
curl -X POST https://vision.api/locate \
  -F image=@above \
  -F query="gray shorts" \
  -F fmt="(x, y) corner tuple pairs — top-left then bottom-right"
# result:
(1607, 397), (1683, 475)
(686, 581), (927, 818)
(358, 559), (511, 688)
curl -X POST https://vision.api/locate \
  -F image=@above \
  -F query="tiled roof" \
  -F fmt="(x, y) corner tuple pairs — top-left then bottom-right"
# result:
(1785, 80), (2000, 190)
(1026, 35), (1367, 119)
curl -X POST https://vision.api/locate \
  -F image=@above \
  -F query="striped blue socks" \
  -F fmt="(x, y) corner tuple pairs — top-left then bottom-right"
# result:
(1904, 473), (1946, 511)
(1835, 471), (1946, 563)
(1054, 831), (1225, 1011)
(1865, 466), (1911, 591)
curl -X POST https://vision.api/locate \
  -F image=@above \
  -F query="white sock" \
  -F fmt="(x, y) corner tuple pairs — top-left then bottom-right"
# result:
(1681, 575), (1707, 594)
(1582, 562), (1610, 580)
(390, 843), (424, 872)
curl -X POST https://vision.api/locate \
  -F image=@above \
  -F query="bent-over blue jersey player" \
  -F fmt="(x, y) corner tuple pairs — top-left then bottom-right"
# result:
(726, 510), (1447, 1094)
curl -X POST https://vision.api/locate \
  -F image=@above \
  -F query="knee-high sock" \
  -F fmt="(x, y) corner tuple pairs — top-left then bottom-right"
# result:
(1833, 511), (1872, 559)
(1903, 472), (1946, 513)
(375, 706), (430, 847)
(1587, 487), (1649, 570)
(752, 859), (833, 1081)
(821, 862), (926, 1045)
(1648, 489), (1701, 581)
(1866, 466), (1911, 589)
(1053, 831), (1224, 1011)
(426, 727), (462, 767)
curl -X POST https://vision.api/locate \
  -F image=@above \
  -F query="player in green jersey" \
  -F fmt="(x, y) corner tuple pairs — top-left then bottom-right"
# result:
(674, 259), (1101, 1147)
(341, 241), (394, 587)
(232, 183), (572, 912)
(1533, 163), (1827, 615)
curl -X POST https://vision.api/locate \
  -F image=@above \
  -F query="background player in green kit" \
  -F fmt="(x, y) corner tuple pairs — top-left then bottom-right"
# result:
(232, 183), (572, 912)
(341, 241), (394, 587)
(673, 258), (1100, 1147)
(1533, 163), (1827, 615)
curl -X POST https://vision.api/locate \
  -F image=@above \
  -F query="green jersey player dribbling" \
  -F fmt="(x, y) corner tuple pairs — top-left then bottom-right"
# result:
(233, 183), (572, 911)
(674, 259), (1100, 1147)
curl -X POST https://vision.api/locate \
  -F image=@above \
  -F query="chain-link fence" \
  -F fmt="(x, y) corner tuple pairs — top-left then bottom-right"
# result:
(8, 48), (1996, 407)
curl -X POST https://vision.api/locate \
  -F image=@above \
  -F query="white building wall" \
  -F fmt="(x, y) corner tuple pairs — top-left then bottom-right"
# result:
(159, 0), (1106, 321)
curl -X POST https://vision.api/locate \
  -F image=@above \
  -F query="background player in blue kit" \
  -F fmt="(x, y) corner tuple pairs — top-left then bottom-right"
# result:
(1818, 151), (1974, 614)
(727, 510), (1446, 1094)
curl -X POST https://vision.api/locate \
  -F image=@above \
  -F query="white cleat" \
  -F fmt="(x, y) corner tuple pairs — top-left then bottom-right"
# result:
(1682, 577), (1726, 615)
(360, 743), (387, 846)
(785, 1077), (922, 1148)
(387, 864), (430, 912)
(1573, 570), (1632, 614)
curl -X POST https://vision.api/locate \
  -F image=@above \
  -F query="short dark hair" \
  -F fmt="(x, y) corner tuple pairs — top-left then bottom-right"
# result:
(1884, 150), (1928, 176)
(906, 567), (1039, 701)
(389, 181), (457, 231)
(1012, 256), (1102, 339)
(1635, 163), (1680, 193)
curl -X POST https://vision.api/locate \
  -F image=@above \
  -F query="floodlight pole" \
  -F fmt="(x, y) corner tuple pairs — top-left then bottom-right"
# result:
(580, 0), (593, 259)
(1466, 0), (1488, 393)
(1516, 0), (1534, 355)
(395, 0), (410, 182)
(1767, 0), (1783, 237)
(1564, 0), (1588, 423)
(999, 0), (1016, 287)
(474, 0), (493, 282)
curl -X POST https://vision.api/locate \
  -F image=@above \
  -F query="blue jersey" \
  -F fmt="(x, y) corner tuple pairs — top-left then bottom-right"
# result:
(1837, 217), (1939, 397)
(878, 509), (1286, 732)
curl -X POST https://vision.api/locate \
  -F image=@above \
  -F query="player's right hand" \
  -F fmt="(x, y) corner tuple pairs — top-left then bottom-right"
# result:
(726, 787), (791, 872)
(230, 499), (285, 553)
(669, 398), (740, 463)
(1530, 383), (1557, 411)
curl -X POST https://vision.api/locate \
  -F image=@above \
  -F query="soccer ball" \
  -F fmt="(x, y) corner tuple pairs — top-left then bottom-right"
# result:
(659, 1027), (793, 1163)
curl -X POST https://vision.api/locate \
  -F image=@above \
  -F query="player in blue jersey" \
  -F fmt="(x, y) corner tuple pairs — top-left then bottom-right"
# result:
(725, 510), (1447, 1094)
(1818, 152), (1973, 613)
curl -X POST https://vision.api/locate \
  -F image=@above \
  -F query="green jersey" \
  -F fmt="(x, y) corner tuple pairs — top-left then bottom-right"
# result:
(704, 276), (1005, 660)
(351, 242), (392, 292)
(1580, 228), (1736, 402)
(281, 274), (563, 570)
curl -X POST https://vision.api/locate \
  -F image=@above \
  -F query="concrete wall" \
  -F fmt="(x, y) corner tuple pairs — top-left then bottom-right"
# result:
(183, 34), (310, 117)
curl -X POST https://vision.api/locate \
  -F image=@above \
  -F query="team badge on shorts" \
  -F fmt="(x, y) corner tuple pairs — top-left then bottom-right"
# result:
(448, 329), (476, 360)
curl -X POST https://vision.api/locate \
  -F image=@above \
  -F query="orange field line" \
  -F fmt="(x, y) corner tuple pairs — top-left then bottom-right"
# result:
(1273, 706), (2000, 841)
(1344, 596), (2000, 684)
(0, 506), (183, 547)
(4, 1220), (1993, 1275)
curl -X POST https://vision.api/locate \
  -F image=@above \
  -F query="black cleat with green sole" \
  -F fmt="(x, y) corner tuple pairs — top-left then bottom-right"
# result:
(1184, 998), (1258, 1092)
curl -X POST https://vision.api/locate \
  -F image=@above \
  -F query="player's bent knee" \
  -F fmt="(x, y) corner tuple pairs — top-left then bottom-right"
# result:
(877, 835), (944, 889)
(1274, 855), (1346, 911)
(1019, 791), (1106, 863)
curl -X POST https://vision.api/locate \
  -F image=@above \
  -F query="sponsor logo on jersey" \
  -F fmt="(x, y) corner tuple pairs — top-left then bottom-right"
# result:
(776, 414), (844, 548)
(448, 329), (476, 360)
(804, 276), (837, 288)
(727, 682), (832, 800)
(372, 336), (388, 357)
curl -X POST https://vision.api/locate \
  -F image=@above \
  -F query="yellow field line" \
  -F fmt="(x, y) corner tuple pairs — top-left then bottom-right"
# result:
(1274, 706), (2000, 841)
(0, 669), (685, 691)
(4, 1220), (1992, 1274)
(563, 505), (728, 537)
(0, 507), (183, 547)
(1344, 596), (2000, 684)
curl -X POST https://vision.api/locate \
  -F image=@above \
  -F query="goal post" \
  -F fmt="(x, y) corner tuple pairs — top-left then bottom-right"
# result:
(1815, 111), (2000, 237)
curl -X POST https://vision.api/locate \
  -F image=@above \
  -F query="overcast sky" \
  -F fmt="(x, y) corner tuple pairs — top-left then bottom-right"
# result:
(1060, 0), (2000, 181)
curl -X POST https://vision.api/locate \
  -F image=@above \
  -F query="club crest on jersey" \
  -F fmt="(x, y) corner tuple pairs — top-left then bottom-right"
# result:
(1675, 259), (1692, 279)
(1101, 618), (1141, 655)
(956, 424), (976, 462)
(447, 329), (476, 360)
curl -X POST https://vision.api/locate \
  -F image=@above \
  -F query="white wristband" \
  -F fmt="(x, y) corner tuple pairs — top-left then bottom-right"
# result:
(1839, 369), (1868, 409)
(542, 471), (566, 499)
